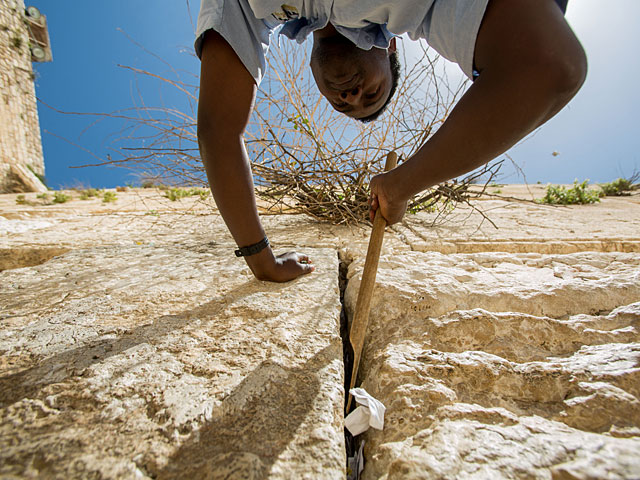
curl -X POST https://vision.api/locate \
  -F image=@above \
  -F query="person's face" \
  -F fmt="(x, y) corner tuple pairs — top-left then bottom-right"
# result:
(310, 37), (396, 119)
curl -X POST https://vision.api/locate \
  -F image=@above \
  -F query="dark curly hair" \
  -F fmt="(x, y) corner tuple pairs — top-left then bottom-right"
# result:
(356, 51), (401, 123)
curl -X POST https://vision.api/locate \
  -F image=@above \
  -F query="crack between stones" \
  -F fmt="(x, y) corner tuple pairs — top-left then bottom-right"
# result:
(337, 251), (357, 465)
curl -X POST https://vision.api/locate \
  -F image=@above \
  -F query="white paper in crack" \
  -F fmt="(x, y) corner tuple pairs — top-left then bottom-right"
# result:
(345, 388), (386, 436)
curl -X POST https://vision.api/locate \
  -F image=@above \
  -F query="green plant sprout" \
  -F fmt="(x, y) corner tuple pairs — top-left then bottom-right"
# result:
(539, 180), (601, 205)
(36, 192), (51, 205)
(52, 192), (71, 204)
(102, 191), (118, 203)
(79, 188), (101, 200)
(164, 188), (209, 201)
(600, 178), (634, 196)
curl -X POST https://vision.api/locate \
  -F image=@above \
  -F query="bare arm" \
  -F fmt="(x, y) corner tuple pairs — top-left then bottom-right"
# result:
(198, 31), (314, 281)
(370, 0), (587, 223)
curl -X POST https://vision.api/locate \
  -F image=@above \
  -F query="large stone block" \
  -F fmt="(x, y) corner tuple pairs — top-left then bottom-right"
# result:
(345, 251), (640, 479)
(0, 246), (346, 479)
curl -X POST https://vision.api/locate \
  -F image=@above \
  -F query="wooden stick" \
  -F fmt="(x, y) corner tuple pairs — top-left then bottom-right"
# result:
(346, 151), (398, 413)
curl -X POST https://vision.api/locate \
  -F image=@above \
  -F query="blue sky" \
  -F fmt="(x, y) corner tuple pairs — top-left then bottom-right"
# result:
(33, 1), (639, 189)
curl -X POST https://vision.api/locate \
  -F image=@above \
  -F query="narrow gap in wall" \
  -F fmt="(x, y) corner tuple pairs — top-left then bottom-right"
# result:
(338, 251), (357, 463)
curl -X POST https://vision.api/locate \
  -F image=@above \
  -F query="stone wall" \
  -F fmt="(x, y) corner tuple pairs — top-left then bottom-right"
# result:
(346, 252), (640, 479)
(1, 190), (639, 478)
(0, 0), (45, 193)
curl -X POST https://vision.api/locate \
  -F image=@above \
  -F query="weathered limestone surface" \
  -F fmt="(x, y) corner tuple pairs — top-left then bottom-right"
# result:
(346, 251), (640, 479)
(0, 245), (345, 479)
(2, 186), (639, 256)
(0, 190), (408, 258)
(1, 188), (640, 478)
(394, 185), (640, 255)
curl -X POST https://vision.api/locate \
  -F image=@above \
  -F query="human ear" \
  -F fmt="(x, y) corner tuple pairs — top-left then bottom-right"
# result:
(388, 37), (397, 54)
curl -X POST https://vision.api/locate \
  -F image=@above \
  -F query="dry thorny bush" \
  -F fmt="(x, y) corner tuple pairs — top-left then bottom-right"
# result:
(64, 32), (503, 226)
(247, 39), (502, 224)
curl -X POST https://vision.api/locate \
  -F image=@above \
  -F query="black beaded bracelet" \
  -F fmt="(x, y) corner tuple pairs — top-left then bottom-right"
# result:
(234, 236), (270, 257)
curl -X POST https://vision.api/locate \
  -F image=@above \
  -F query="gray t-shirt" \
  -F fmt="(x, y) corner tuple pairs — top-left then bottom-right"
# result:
(195, 0), (489, 85)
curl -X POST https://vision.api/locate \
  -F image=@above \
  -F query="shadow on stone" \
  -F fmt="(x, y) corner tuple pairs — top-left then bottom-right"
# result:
(0, 278), (258, 408)
(0, 247), (70, 272)
(152, 345), (336, 479)
(1, 247), (345, 477)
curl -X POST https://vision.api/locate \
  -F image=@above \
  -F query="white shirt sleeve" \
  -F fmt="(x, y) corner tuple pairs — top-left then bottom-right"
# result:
(195, 0), (277, 85)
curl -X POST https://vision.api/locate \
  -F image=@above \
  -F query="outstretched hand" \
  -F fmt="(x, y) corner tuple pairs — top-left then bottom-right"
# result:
(252, 251), (315, 283)
(369, 172), (408, 225)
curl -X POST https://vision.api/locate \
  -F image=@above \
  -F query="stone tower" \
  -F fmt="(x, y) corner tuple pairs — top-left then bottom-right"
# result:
(0, 0), (50, 193)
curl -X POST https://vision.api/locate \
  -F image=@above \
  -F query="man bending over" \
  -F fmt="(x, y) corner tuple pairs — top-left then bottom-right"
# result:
(195, 0), (586, 282)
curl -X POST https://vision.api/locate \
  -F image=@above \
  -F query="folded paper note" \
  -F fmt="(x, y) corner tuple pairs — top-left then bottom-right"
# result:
(345, 388), (386, 436)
